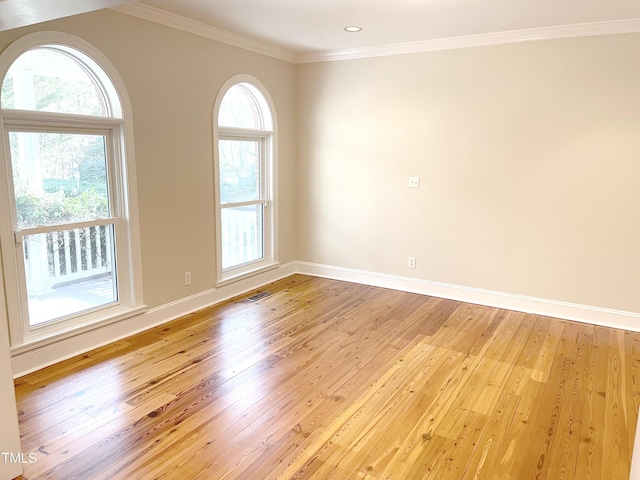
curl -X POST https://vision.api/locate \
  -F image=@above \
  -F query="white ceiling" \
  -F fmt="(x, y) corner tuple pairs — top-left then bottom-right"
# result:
(138, 0), (640, 54)
(1, 0), (639, 61)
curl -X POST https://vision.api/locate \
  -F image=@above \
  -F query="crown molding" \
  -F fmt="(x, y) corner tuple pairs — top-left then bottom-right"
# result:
(297, 18), (640, 63)
(110, 3), (297, 63)
(110, 5), (640, 65)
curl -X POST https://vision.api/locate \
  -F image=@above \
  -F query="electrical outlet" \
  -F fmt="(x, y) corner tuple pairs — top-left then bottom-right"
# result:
(408, 257), (416, 268)
(408, 177), (420, 188)
(184, 272), (191, 286)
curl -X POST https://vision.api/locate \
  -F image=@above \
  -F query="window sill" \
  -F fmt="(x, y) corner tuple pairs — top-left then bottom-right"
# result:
(215, 262), (280, 288)
(10, 304), (148, 355)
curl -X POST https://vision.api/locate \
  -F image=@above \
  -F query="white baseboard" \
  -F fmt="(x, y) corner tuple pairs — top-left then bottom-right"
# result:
(295, 262), (640, 332)
(11, 262), (296, 377)
(12, 260), (640, 376)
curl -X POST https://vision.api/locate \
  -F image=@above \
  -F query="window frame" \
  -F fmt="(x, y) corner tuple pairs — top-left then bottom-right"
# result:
(0, 32), (145, 349)
(213, 75), (278, 285)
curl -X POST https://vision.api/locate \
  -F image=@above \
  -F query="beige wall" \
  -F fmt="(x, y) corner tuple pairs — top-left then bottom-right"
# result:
(0, 11), (638, 350)
(297, 34), (640, 312)
(0, 10), (298, 309)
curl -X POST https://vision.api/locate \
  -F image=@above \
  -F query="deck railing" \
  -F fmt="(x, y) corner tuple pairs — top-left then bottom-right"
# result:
(221, 208), (263, 269)
(25, 211), (260, 295)
(24, 225), (113, 294)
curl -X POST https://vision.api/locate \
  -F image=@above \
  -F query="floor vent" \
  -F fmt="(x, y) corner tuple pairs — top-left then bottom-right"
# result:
(246, 291), (273, 302)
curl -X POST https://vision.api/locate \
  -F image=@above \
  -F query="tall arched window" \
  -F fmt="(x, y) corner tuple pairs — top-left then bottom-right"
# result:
(214, 76), (277, 284)
(0, 33), (144, 347)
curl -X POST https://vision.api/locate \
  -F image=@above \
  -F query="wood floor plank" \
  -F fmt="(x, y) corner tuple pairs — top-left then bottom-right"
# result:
(602, 329), (631, 480)
(517, 321), (585, 479)
(307, 344), (462, 479)
(574, 325), (609, 480)
(624, 331), (640, 461)
(464, 380), (539, 480)
(424, 408), (488, 479)
(272, 338), (434, 480)
(544, 325), (593, 480)
(12, 274), (640, 480)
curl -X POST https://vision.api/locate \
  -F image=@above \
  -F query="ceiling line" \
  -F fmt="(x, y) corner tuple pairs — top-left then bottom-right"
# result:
(110, 3), (297, 62)
(298, 17), (640, 63)
(111, 4), (640, 64)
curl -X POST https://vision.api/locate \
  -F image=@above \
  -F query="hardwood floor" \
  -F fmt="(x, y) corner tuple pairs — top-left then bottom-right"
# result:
(13, 274), (640, 479)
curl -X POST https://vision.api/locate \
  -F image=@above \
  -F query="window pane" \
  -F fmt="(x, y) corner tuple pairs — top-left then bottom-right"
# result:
(9, 132), (110, 229)
(218, 84), (262, 129)
(1, 48), (108, 116)
(23, 224), (117, 326)
(219, 139), (260, 204)
(221, 205), (263, 269)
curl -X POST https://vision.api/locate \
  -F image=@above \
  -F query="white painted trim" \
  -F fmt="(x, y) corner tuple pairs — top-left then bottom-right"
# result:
(109, 5), (640, 64)
(215, 262), (280, 288)
(0, 246), (23, 479)
(10, 305), (148, 355)
(295, 262), (640, 332)
(11, 262), (296, 377)
(110, 3), (297, 63)
(297, 18), (640, 63)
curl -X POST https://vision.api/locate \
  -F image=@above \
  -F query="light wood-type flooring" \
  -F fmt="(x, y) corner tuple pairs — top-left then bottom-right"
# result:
(13, 274), (640, 479)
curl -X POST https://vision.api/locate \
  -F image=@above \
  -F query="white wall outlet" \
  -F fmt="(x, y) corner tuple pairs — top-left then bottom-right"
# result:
(408, 257), (416, 268)
(184, 272), (191, 286)
(408, 177), (420, 188)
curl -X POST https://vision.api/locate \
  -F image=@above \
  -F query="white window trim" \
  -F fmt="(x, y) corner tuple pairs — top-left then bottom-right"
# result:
(0, 32), (145, 349)
(213, 74), (278, 286)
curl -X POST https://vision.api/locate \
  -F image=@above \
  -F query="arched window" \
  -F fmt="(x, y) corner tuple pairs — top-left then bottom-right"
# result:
(0, 33), (144, 347)
(214, 76), (277, 283)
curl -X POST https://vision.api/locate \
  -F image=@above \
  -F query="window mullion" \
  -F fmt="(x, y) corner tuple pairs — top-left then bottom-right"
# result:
(105, 128), (119, 218)
(218, 131), (267, 142)
(1, 110), (122, 128)
(4, 123), (117, 137)
(260, 137), (267, 205)
(221, 200), (265, 209)
(218, 126), (272, 138)
(15, 218), (117, 241)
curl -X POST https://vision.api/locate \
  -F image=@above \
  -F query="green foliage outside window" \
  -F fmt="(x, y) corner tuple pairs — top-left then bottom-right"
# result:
(16, 190), (108, 228)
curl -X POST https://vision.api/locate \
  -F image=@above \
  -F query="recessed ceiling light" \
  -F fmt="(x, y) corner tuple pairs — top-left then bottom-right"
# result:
(344, 26), (362, 33)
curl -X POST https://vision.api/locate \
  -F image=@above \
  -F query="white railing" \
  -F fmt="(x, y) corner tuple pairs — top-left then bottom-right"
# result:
(47, 225), (113, 285)
(24, 225), (113, 294)
(25, 212), (260, 292)
(221, 208), (262, 269)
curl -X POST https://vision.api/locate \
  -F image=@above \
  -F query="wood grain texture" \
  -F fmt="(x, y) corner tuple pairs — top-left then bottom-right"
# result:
(13, 275), (640, 479)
